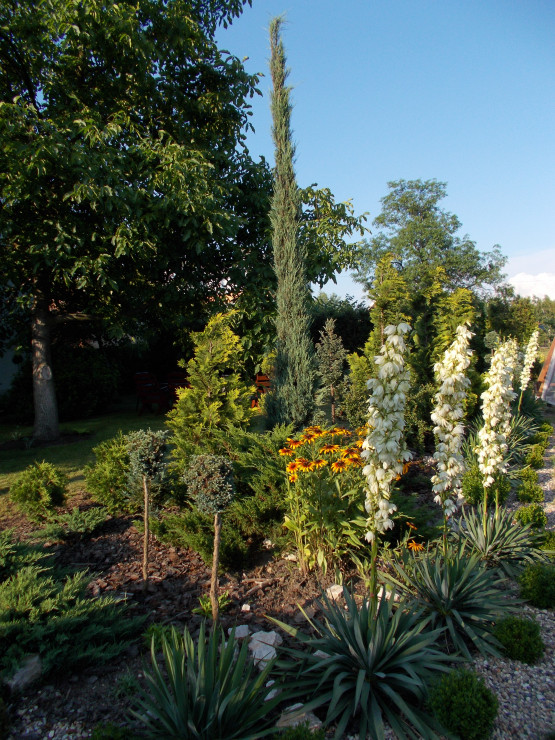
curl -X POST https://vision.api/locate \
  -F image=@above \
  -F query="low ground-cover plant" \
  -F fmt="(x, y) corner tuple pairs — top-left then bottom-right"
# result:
(518, 562), (555, 608)
(9, 461), (67, 521)
(493, 616), (544, 664)
(427, 668), (498, 740)
(514, 503), (548, 529)
(33, 506), (108, 541)
(0, 533), (144, 678)
(456, 505), (542, 577)
(272, 587), (451, 740)
(132, 621), (282, 739)
(386, 546), (507, 658)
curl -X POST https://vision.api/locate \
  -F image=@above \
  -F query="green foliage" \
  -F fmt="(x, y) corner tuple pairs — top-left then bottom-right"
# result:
(526, 443), (545, 469)
(427, 668), (498, 740)
(193, 591), (231, 617)
(113, 670), (141, 700)
(272, 587), (450, 740)
(310, 293), (371, 355)
(91, 722), (133, 740)
(539, 529), (555, 559)
(404, 381), (435, 453)
(33, 506), (108, 541)
(182, 455), (235, 516)
(152, 509), (248, 570)
(132, 622), (283, 739)
(515, 503), (548, 529)
(517, 480), (544, 503)
(340, 351), (372, 429)
(167, 312), (255, 461)
(9, 461), (67, 521)
(0, 697), (8, 740)
(274, 724), (325, 740)
(0, 534), (144, 678)
(266, 18), (315, 430)
(85, 430), (170, 515)
(142, 623), (174, 652)
(85, 433), (133, 514)
(387, 547), (507, 659)
(492, 616), (544, 664)
(461, 465), (510, 507)
(314, 318), (346, 424)
(515, 467), (539, 485)
(457, 505), (543, 577)
(518, 562), (555, 608)
(355, 179), (506, 295)
(126, 428), (168, 491)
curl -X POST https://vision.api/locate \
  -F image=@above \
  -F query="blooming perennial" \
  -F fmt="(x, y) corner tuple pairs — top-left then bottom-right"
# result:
(361, 323), (412, 542)
(475, 339), (517, 488)
(519, 329), (539, 395)
(431, 324), (474, 517)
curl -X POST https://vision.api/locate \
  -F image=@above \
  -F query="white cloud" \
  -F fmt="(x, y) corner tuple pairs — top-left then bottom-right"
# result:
(508, 272), (555, 299)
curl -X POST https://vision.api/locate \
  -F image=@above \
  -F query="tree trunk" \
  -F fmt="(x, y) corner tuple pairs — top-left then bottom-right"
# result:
(330, 385), (336, 423)
(32, 294), (59, 441)
(142, 475), (150, 592)
(210, 512), (222, 623)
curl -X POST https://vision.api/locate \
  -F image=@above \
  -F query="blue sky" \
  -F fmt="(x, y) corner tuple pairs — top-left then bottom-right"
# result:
(216, 0), (555, 301)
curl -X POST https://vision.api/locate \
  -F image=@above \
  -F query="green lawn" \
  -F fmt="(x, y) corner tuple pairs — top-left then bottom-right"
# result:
(0, 396), (167, 515)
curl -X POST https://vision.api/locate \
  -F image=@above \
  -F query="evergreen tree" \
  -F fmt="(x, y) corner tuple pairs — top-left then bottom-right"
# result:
(315, 318), (346, 423)
(266, 17), (315, 428)
(167, 312), (254, 463)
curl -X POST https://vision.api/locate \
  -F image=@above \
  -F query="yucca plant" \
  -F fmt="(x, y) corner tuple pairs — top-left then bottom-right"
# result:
(271, 587), (450, 740)
(132, 622), (283, 739)
(456, 505), (544, 577)
(386, 546), (509, 659)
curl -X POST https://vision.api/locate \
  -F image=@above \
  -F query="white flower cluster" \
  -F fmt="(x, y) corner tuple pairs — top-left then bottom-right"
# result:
(431, 324), (474, 518)
(476, 338), (517, 488)
(519, 329), (539, 393)
(361, 322), (412, 542)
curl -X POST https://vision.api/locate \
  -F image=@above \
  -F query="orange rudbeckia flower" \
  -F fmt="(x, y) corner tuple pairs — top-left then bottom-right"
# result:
(331, 459), (349, 473)
(408, 541), (424, 552)
(286, 461), (299, 473)
(287, 439), (303, 449)
(289, 473), (298, 483)
(279, 447), (294, 456)
(296, 457), (313, 472)
(320, 443), (340, 454)
(311, 458), (328, 469)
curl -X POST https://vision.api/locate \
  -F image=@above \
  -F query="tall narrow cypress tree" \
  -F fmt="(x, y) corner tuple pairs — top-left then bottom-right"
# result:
(267, 17), (315, 428)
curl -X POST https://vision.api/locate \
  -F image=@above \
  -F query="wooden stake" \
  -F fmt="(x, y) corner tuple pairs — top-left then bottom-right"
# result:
(142, 475), (149, 592)
(210, 512), (222, 623)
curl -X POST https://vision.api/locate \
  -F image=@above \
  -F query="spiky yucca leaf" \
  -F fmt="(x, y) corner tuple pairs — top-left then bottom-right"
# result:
(457, 505), (545, 577)
(132, 622), (283, 739)
(271, 587), (450, 740)
(387, 546), (511, 659)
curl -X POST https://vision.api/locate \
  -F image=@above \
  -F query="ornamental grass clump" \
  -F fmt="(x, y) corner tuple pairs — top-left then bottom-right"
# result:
(272, 586), (450, 740)
(430, 323), (473, 549)
(361, 322), (412, 600)
(182, 455), (235, 621)
(475, 339), (517, 526)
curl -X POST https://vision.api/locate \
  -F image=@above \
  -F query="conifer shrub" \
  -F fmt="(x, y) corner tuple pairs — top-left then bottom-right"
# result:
(427, 668), (498, 740)
(526, 443), (545, 469)
(462, 466), (510, 507)
(9, 461), (67, 521)
(518, 562), (555, 608)
(492, 616), (544, 664)
(517, 481), (544, 503)
(514, 503), (547, 529)
(539, 529), (555, 559)
(515, 467), (539, 485)
(85, 432), (131, 514)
